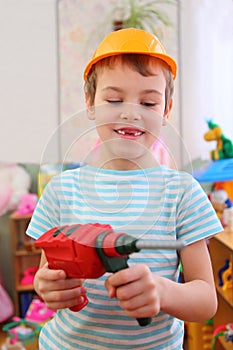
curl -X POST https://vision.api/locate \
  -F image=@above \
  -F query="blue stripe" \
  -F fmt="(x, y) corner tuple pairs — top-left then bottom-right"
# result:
(28, 165), (222, 349)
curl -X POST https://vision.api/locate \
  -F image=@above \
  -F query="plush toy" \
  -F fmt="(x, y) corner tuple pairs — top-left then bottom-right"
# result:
(0, 164), (31, 216)
(20, 266), (38, 286)
(204, 120), (233, 160)
(15, 193), (38, 216)
(209, 188), (232, 226)
(25, 297), (55, 323)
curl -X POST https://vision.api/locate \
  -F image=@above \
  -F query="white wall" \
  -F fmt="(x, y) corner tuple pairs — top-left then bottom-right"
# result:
(0, 0), (60, 163)
(179, 0), (233, 165)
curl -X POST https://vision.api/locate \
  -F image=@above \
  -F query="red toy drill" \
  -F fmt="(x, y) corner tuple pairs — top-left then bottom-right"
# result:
(34, 223), (186, 327)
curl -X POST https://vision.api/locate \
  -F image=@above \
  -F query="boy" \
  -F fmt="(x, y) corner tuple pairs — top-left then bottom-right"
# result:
(27, 28), (222, 349)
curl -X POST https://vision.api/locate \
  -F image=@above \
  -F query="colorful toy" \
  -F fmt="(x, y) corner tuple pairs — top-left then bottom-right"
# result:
(1, 337), (26, 350)
(214, 181), (233, 202)
(38, 163), (82, 197)
(209, 188), (233, 224)
(14, 193), (37, 216)
(2, 318), (41, 347)
(0, 164), (31, 216)
(193, 159), (233, 183)
(20, 267), (38, 286)
(2, 299), (54, 349)
(222, 261), (232, 291)
(218, 259), (230, 287)
(34, 223), (186, 327)
(211, 323), (233, 349)
(25, 298), (55, 323)
(204, 120), (233, 160)
(214, 181), (233, 228)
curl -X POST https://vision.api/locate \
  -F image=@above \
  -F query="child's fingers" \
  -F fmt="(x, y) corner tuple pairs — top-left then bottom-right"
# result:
(37, 263), (85, 291)
(40, 263), (84, 287)
(38, 262), (66, 280)
(107, 264), (151, 288)
(105, 265), (161, 318)
(105, 265), (151, 299)
(105, 279), (117, 298)
(45, 286), (87, 310)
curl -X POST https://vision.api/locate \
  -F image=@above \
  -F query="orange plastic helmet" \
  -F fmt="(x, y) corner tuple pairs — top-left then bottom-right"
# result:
(84, 28), (177, 80)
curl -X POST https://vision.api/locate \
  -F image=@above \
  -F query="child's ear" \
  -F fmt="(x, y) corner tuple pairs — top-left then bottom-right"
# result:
(162, 98), (173, 126)
(85, 93), (95, 120)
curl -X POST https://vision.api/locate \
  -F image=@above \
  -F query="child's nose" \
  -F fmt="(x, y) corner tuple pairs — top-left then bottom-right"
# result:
(120, 104), (141, 121)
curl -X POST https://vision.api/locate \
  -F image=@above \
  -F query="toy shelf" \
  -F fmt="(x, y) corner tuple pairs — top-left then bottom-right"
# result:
(214, 229), (233, 250)
(16, 284), (34, 292)
(219, 337), (233, 350)
(209, 228), (233, 350)
(193, 158), (233, 183)
(10, 213), (40, 316)
(15, 250), (41, 257)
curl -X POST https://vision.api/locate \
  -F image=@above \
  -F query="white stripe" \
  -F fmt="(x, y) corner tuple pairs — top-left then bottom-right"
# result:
(27, 165), (222, 349)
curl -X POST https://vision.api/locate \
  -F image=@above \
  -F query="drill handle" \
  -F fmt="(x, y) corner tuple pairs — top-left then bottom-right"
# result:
(96, 232), (152, 327)
(114, 262), (152, 327)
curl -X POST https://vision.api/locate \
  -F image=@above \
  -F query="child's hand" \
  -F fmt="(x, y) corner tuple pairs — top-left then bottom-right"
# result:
(34, 262), (87, 310)
(105, 264), (161, 320)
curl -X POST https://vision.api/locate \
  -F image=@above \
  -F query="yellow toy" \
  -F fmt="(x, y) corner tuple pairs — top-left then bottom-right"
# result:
(222, 261), (232, 291)
(204, 120), (233, 160)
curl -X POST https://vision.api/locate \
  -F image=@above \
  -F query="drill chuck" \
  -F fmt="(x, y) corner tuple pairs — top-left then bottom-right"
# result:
(115, 234), (186, 256)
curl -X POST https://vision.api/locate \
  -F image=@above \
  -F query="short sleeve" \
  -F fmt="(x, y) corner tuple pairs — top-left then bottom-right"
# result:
(176, 176), (223, 244)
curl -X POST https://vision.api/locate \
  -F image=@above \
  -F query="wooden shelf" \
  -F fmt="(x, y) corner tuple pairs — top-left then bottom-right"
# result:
(10, 214), (40, 316)
(16, 284), (34, 292)
(209, 227), (233, 350)
(214, 229), (233, 250)
(216, 285), (233, 307)
(15, 249), (41, 256)
(218, 337), (233, 350)
(10, 213), (33, 220)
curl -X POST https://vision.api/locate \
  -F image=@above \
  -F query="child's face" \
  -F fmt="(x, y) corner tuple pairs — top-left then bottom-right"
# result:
(86, 61), (172, 169)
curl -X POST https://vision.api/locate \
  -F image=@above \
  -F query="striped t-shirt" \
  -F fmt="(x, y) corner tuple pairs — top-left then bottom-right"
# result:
(27, 165), (222, 350)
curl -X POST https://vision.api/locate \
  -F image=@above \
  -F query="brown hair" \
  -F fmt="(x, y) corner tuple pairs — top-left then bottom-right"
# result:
(84, 54), (174, 110)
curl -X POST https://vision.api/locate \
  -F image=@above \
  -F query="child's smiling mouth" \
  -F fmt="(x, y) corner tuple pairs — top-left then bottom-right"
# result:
(114, 128), (145, 139)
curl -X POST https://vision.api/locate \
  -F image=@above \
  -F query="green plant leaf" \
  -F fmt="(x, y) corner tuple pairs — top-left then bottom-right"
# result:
(112, 0), (176, 34)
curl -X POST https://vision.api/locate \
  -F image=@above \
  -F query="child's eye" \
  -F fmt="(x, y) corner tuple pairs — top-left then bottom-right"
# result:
(106, 99), (122, 104)
(141, 102), (157, 107)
